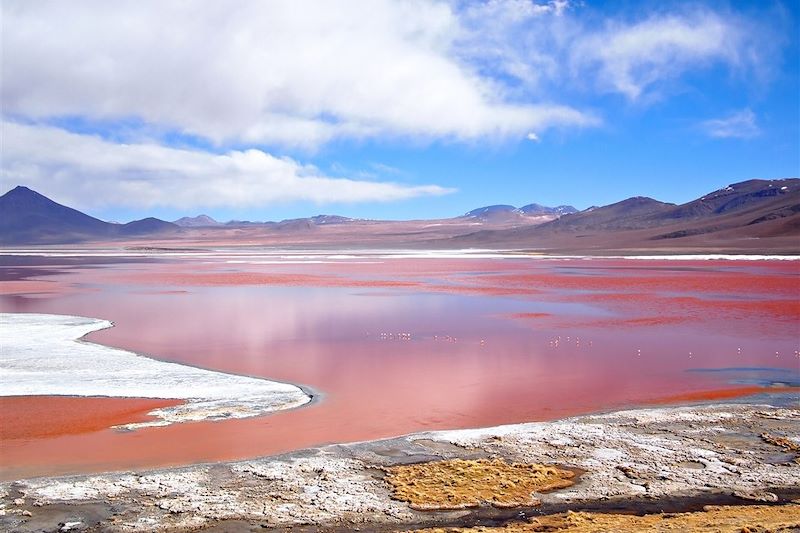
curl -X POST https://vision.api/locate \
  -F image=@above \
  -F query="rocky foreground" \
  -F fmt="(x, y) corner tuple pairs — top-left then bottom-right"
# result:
(1, 403), (798, 532)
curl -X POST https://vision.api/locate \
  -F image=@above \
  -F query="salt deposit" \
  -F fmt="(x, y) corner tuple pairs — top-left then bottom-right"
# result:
(0, 313), (311, 427)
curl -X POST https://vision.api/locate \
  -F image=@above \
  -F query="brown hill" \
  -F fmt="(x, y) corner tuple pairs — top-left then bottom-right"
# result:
(445, 179), (800, 253)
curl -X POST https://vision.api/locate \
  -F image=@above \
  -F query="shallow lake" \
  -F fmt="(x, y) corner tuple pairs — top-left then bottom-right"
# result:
(1, 252), (798, 478)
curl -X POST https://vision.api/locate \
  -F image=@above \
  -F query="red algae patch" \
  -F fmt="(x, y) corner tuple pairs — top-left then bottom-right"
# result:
(474, 271), (800, 297)
(650, 386), (782, 405)
(0, 280), (65, 295)
(426, 284), (541, 297)
(410, 504), (800, 532)
(384, 459), (576, 511)
(507, 312), (552, 320)
(584, 315), (689, 327)
(118, 270), (421, 289)
(0, 396), (183, 440)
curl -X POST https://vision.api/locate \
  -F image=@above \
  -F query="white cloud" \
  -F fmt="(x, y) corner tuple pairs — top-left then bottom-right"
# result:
(571, 11), (756, 100)
(1, 0), (596, 149)
(700, 109), (761, 139)
(0, 121), (454, 209)
(454, 2), (767, 104)
(0, 1), (781, 211)
(0, 1), (772, 148)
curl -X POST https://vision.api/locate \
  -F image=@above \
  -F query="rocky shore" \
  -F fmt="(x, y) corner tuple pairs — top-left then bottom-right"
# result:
(1, 401), (798, 532)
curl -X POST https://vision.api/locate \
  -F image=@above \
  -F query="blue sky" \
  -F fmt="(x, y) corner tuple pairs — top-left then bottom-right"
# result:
(2, 0), (798, 222)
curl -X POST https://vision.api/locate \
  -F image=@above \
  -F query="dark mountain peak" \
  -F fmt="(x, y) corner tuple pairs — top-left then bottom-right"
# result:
(520, 203), (578, 216)
(1, 185), (110, 244)
(173, 214), (220, 227)
(225, 219), (265, 226)
(519, 203), (547, 214)
(8, 185), (34, 194)
(465, 205), (520, 218)
(600, 196), (674, 214)
(532, 195), (675, 233)
(661, 178), (800, 221)
(277, 218), (316, 232)
(726, 178), (799, 190)
(621, 196), (664, 204)
(0, 186), (180, 243)
(120, 217), (179, 235)
(554, 205), (579, 215)
(311, 215), (353, 225)
(3, 185), (61, 206)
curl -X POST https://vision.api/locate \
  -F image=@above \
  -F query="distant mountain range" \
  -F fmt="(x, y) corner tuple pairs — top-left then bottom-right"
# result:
(464, 204), (577, 221)
(0, 186), (180, 244)
(448, 179), (800, 252)
(1, 180), (798, 252)
(173, 214), (221, 227)
(173, 213), (357, 229)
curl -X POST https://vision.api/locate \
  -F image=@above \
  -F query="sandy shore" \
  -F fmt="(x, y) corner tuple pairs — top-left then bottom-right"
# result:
(1, 402), (797, 532)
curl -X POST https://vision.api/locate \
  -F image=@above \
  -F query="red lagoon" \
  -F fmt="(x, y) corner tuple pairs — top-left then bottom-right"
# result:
(1, 255), (798, 478)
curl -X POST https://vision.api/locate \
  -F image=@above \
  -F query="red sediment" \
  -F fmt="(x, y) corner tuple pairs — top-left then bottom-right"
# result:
(471, 271), (800, 297)
(0, 396), (183, 440)
(426, 284), (541, 297)
(0, 280), (62, 295)
(651, 386), (800, 405)
(508, 312), (552, 320)
(117, 271), (422, 289)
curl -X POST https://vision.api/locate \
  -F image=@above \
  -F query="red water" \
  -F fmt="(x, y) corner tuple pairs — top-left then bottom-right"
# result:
(1, 256), (798, 479)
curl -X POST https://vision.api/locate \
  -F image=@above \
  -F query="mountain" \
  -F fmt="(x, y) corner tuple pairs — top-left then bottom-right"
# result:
(464, 205), (521, 222)
(276, 218), (316, 232)
(310, 215), (354, 225)
(535, 196), (676, 231)
(0, 186), (111, 244)
(225, 220), (267, 227)
(118, 217), (179, 235)
(446, 179), (800, 252)
(647, 179), (797, 223)
(519, 203), (578, 216)
(173, 214), (220, 227)
(0, 186), (178, 244)
(2, 181), (797, 252)
(465, 203), (577, 222)
(645, 179), (800, 241)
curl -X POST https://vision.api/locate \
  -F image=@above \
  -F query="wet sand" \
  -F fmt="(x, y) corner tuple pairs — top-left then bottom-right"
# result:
(1, 253), (798, 479)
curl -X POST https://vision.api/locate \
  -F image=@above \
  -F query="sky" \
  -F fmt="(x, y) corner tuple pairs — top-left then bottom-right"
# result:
(1, 0), (798, 223)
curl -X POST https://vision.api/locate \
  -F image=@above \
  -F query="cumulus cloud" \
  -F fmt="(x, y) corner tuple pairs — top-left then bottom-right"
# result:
(1, 1), (772, 145)
(700, 109), (761, 139)
(1, 121), (454, 209)
(0, 1), (781, 210)
(1, 0), (596, 149)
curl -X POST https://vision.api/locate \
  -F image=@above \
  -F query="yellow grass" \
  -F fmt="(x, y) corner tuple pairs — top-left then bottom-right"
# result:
(384, 458), (576, 511)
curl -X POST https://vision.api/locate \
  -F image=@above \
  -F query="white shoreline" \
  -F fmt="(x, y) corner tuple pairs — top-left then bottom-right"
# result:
(0, 313), (311, 428)
(1, 247), (798, 261)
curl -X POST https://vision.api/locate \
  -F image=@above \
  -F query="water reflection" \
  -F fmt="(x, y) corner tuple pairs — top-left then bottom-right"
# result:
(1, 257), (797, 477)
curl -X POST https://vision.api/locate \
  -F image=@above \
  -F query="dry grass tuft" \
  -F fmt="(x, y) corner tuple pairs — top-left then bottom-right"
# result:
(384, 458), (575, 511)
